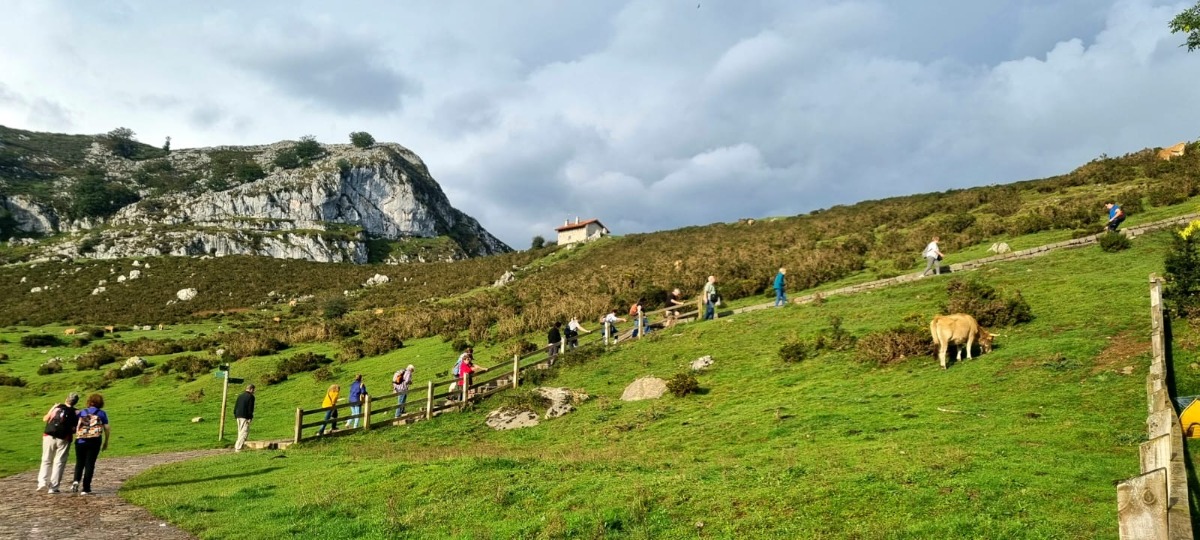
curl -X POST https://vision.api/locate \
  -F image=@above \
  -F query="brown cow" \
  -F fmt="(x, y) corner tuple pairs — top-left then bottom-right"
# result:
(930, 314), (996, 369)
(63, 328), (77, 336)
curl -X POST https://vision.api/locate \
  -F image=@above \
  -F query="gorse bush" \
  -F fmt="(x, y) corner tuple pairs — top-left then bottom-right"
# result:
(158, 355), (220, 379)
(20, 334), (62, 348)
(1165, 224), (1200, 318)
(75, 348), (118, 371)
(855, 325), (935, 366)
(264, 352), (333, 385)
(778, 341), (810, 363)
(37, 360), (63, 375)
(813, 315), (856, 352)
(942, 279), (1033, 328)
(223, 333), (287, 358)
(1099, 232), (1132, 252)
(0, 374), (26, 387)
(666, 372), (699, 397)
(349, 131), (375, 149)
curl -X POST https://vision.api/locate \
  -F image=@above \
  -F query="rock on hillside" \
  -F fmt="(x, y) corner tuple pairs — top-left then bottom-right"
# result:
(0, 126), (510, 264)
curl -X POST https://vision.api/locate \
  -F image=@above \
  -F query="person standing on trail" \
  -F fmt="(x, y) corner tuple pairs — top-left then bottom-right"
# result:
(38, 392), (78, 493)
(565, 317), (590, 349)
(393, 365), (415, 418)
(920, 236), (944, 277)
(547, 322), (562, 363)
(703, 275), (719, 320)
(345, 375), (368, 429)
(458, 350), (487, 397)
(1104, 202), (1126, 232)
(666, 288), (687, 321)
(316, 384), (340, 436)
(70, 394), (109, 495)
(233, 384), (255, 452)
(773, 268), (788, 307)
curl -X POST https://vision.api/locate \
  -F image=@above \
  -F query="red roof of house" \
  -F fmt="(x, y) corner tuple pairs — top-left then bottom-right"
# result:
(555, 218), (605, 232)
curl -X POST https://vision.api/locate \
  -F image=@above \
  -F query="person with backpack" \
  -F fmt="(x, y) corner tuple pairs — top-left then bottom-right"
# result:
(629, 298), (647, 337)
(345, 375), (368, 429)
(70, 394), (109, 496)
(393, 365), (415, 418)
(773, 267), (788, 307)
(547, 322), (562, 364)
(566, 317), (590, 349)
(316, 384), (340, 436)
(703, 276), (719, 320)
(233, 384), (255, 452)
(920, 236), (944, 277)
(1104, 202), (1126, 232)
(456, 349), (487, 398)
(38, 392), (79, 493)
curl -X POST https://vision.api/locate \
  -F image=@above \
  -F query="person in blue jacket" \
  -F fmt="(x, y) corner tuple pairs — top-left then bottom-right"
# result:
(773, 267), (787, 307)
(1104, 202), (1126, 232)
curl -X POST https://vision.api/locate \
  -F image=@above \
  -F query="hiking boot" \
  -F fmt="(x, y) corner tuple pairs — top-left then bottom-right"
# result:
(69, 481), (79, 493)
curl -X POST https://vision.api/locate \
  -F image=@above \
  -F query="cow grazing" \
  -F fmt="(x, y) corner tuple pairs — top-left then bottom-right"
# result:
(929, 314), (997, 369)
(104, 326), (115, 333)
(63, 328), (77, 336)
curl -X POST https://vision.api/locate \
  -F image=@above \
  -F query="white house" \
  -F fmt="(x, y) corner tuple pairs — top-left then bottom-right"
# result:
(555, 217), (609, 246)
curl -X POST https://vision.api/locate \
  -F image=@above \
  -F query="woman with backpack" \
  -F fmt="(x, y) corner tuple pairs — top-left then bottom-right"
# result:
(71, 394), (109, 496)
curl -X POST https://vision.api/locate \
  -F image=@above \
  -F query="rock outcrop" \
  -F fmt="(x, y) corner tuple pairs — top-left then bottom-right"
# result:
(620, 377), (668, 401)
(690, 355), (714, 371)
(485, 408), (540, 430)
(534, 387), (590, 419)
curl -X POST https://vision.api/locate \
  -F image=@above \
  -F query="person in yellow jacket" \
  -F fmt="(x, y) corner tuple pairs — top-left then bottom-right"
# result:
(316, 384), (340, 436)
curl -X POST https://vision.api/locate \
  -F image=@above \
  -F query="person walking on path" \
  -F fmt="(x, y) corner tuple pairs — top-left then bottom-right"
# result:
(38, 392), (78, 493)
(70, 394), (109, 495)
(565, 317), (591, 349)
(1104, 202), (1126, 232)
(393, 365), (415, 418)
(773, 268), (788, 307)
(316, 384), (340, 436)
(345, 375), (368, 429)
(703, 275), (719, 320)
(920, 236), (944, 277)
(603, 310), (627, 341)
(547, 322), (562, 364)
(666, 288), (687, 321)
(233, 384), (255, 452)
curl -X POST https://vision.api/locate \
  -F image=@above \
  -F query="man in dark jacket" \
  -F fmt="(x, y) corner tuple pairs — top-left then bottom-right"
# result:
(233, 385), (256, 452)
(38, 392), (79, 493)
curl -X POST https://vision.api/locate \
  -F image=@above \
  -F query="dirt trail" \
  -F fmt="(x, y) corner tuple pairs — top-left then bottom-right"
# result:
(0, 449), (223, 540)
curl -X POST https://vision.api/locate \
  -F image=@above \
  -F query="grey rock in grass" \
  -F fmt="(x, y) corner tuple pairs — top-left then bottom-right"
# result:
(363, 273), (390, 287)
(690, 355), (714, 371)
(485, 408), (540, 430)
(545, 403), (575, 419)
(621, 377), (668, 401)
(191, 417), (204, 423)
(535, 387), (590, 419)
(988, 242), (1011, 254)
(122, 356), (147, 371)
(176, 288), (197, 301)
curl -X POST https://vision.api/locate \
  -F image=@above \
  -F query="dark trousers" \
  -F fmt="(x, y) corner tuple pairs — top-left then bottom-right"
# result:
(317, 408), (338, 435)
(1107, 215), (1126, 232)
(73, 438), (102, 492)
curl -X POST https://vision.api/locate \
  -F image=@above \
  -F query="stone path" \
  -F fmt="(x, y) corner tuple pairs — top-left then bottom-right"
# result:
(0, 449), (224, 540)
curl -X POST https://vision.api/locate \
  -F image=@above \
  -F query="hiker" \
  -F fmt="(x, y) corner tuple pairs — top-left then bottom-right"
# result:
(666, 288), (687, 320)
(234, 384), (255, 452)
(450, 348), (473, 396)
(345, 375), (368, 429)
(773, 267), (787, 307)
(70, 394), (109, 496)
(629, 298), (646, 337)
(458, 350), (487, 397)
(566, 317), (591, 349)
(603, 310), (627, 340)
(548, 322), (562, 363)
(38, 392), (79, 493)
(393, 365), (415, 418)
(316, 384), (340, 436)
(920, 236), (944, 277)
(703, 275), (719, 320)
(1104, 202), (1126, 232)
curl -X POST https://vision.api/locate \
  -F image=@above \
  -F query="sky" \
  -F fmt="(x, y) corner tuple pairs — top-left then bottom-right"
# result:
(0, 0), (1197, 248)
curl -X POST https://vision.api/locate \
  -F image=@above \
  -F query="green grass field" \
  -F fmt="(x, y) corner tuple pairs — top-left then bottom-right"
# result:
(99, 231), (1177, 539)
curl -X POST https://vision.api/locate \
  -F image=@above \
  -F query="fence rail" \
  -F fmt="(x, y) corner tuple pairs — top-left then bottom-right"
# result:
(1117, 275), (1194, 539)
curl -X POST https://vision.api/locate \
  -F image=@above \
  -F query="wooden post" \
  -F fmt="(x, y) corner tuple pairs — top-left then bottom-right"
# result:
(362, 395), (372, 431)
(461, 374), (469, 409)
(512, 354), (520, 389)
(425, 381), (433, 420)
(293, 408), (302, 444)
(639, 309), (646, 339)
(604, 321), (610, 346)
(1117, 468), (1169, 540)
(217, 369), (230, 441)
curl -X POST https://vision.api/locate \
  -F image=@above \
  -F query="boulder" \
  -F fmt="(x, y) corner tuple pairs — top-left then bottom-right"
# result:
(91, 287), (106, 295)
(492, 270), (517, 287)
(690, 355), (714, 371)
(117, 275), (127, 283)
(215, 348), (227, 357)
(363, 274), (390, 287)
(987, 242), (1012, 254)
(191, 417), (203, 423)
(535, 387), (590, 419)
(621, 377), (668, 401)
(129, 269), (141, 280)
(122, 356), (148, 370)
(485, 408), (540, 430)
(546, 403), (575, 419)
(177, 288), (198, 301)
(30, 287), (43, 293)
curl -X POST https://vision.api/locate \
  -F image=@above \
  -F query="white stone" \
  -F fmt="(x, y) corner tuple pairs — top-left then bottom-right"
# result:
(30, 286), (42, 293)
(132, 260), (141, 267)
(690, 355), (714, 371)
(485, 408), (540, 430)
(19, 277), (26, 283)
(191, 417), (203, 423)
(122, 356), (148, 370)
(363, 273), (390, 287)
(621, 377), (668, 401)
(493, 270), (517, 287)
(987, 242), (1012, 254)
(98, 280), (107, 286)
(117, 275), (127, 283)
(176, 288), (198, 301)
(129, 269), (141, 280)
(91, 286), (106, 295)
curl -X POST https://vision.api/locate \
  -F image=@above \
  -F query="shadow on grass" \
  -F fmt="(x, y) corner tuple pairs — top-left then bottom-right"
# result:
(123, 466), (284, 490)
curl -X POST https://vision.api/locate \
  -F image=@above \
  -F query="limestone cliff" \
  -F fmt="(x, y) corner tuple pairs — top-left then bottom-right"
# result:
(0, 126), (510, 263)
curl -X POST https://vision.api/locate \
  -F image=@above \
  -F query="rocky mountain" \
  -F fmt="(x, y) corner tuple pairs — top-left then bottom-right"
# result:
(0, 126), (510, 264)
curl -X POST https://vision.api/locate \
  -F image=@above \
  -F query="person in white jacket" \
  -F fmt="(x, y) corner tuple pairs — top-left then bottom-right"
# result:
(920, 236), (945, 277)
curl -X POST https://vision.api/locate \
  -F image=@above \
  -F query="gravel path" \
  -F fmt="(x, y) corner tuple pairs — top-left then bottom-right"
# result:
(0, 449), (224, 540)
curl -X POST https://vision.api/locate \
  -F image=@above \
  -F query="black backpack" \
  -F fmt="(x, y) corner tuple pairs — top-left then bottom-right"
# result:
(43, 404), (76, 440)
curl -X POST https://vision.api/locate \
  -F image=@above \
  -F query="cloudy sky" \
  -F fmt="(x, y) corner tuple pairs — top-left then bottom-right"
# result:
(0, 1), (1196, 247)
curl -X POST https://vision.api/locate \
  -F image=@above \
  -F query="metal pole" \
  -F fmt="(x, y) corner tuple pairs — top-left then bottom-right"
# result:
(218, 369), (230, 441)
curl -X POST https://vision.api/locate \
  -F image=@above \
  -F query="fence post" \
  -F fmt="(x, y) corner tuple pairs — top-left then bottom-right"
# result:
(513, 354), (520, 389)
(425, 381), (433, 420)
(1117, 468), (1169, 539)
(604, 321), (610, 346)
(362, 395), (372, 431)
(293, 408), (302, 444)
(638, 309), (646, 339)
(461, 374), (469, 409)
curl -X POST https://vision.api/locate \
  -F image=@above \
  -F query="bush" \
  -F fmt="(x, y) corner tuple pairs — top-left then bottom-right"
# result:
(264, 352), (333, 385)
(666, 372), (699, 397)
(506, 339), (539, 358)
(273, 148), (301, 170)
(105, 364), (144, 380)
(855, 325), (935, 366)
(451, 338), (471, 353)
(943, 279), (1033, 328)
(38, 360), (63, 375)
(103, 127), (138, 158)
(813, 315), (856, 351)
(76, 348), (118, 371)
(1166, 225), (1200, 317)
(1147, 182), (1190, 207)
(313, 366), (335, 382)
(159, 355), (219, 379)
(336, 158), (352, 176)
(1099, 232), (1132, 252)
(294, 135), (324, 162)
(778, 341), (810, 363)
(21, 334), (62, 348)
(349, 131), (375, 149)
(71, 337), (91, 348)
(323, 297), (350, 320)
(223, 333), (286, 358)
(0, 353), (7, 362)
(0, 374), (26, 387)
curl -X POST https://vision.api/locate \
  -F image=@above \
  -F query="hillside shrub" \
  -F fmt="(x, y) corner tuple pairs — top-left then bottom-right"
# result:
(451, 338), (471, 353)
(223, 333), (286, 358)
(105, 364), (144, 381)
(110, 338), (184, 357)
(337, 340), (365, 363)
(506, 339), (539, 358)
(1147, 182), (1190, 207)
(103, 127), (138, 158)
(0, 374), (26, 387)
(1165, 225), (1200, 318)
(312, 366), (335, 382)
(778, 341), (810, 363)
(323, 297), (350, 320)
(349, 131), (375, 149)
(855, 325), (934, 366)
(337, 158), (352, 176)
(294, 136), (324, 162)
(159, 355), (219, 379)
(70, 169), (139, 218)
(264, 352), (333, 385)
(70, 337), (91, 348)
(666, 372), (699, 397)
(76, 348), (118, 371)
(1099, 232), (1132, 252)
(20, 334), (62, 347)
(273, 148), (301, 170)
(0, 353), (7, 362)
(813, 315), (856, 351)
(360, 332), (404, 357)
(38, 359), (63, 375)
(943, 279), (1033, 328)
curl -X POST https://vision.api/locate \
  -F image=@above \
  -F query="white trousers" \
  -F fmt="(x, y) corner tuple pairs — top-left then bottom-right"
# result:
(38, 436), (70, 490)
(235, 418), (251, 451)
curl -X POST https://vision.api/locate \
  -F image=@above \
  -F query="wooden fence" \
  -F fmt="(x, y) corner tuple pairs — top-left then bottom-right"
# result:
(1117, 275), (1194, 539)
